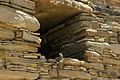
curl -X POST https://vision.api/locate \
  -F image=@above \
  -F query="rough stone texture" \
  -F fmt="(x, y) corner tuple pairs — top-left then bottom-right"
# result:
(106, 0), (120, 11)
(0, 70), (39, 80)
(0, 0), (35, 14)
(110, 44), (120, 55)
(31, 0), (93, 32)
(49, 69), (91, 79)
(10, 0), (35, 10)
(0, 1), (42, 79)
(1, 0), (120, 80)
(39, 0), (120, 79)
(0, 5), (40, 32)
(89, 0), (107, 7)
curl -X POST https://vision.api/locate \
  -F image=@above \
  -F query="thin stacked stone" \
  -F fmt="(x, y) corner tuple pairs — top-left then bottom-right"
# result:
(41, 0), (120, 79)
(0, 0), (45, 79)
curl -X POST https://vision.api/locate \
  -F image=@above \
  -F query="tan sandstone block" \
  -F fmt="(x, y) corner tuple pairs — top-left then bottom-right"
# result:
(49, 69), (91, 79)
(0, 0), (9, 2)
(10, 0), (35, 10)
(0, 70), (39, 80)
(110, 44), (120, 55)
(86, 41), (110, 49)
(0, 5), (40, 32)
(102, 57), (120, 65)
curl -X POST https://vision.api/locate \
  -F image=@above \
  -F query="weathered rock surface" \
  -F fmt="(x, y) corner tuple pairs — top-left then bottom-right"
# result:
(0, 5), (40, 32)
(1, 0), (120, 80)
(49, 69), (91, 79)
(110, 44), (120, 55)
(0, 0), (42, 79)
(0, 70), (39, 80)
(31, 0), (93, 32)
(86, 41), (110, 49)
(89, 0), (107, 7)
(10, 0), (35, 10)
(106, 0), (120, 11)
(39, 0), (120, 79)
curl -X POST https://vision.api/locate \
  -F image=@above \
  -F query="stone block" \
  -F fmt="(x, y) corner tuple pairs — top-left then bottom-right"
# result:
(63, 58), (82, 66)
(49, 69), (91, 79)
(0, 42), (38, 52)
(0, 1), (35, 14)
(91, 76), (115, 80)
(80, 21), (100, 28)
(0, 29), (14, 40)
(83, 29), (118, 37)
(105, 64), (120, 70)
(74, 15), (104, 23)
(102, 57), (120, 66)
(12, 41), (40, 47)
(88, 69), (98, 76)
(0, 70), (39, 80)
(86, 57), (102, 63)
(22, 31), (41, 44)
(106, 0), (120, 11)
(98, 69), (120, 78)
(110, 44), (120, 55)
(0, 5), (40, 32)
(86, 41), (110, 49)
(85, 51), (100, 58)
(0, 0), (9, 2)
(63, 58), (104, 70)
(107, 22), (120, 31)
(10, 0), (35, 10)
(63, 66), (87, 72)
(51, 78), (70, 80)
(32, 0), (93, 32)
(85, 63), (104, 71)
(89, 0), (107, 7)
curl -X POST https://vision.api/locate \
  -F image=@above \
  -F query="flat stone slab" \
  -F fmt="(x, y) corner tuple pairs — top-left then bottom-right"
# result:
(31, 0), (93, 32)
(49, 69), (91, 79)
(0, 5), (40, 32)
(10, 0), (35, 10)
(0, 0), (9, 2)
(0, 2), (35, 14)
(0, 70), (39, 80)
(106, 0), (120, 11)
(0, 0), (35, 10)
(110, 44), (120, 55)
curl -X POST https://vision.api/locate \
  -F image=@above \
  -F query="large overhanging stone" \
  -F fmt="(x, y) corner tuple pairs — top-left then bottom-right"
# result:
(31, 0), (93, 32)
(0, 5), (40, 32)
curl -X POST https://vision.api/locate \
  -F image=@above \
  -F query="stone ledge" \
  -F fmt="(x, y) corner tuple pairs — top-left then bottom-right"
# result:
(0, 0), (35, 10)
(0, 2), (35, 14)
(0, 5), (40, 32)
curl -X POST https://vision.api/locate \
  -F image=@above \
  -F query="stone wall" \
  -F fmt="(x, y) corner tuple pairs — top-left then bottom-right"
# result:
(30, 0), (93, 32)
(0, 0), (120, 80)
(0, 0), (42, 79)
(40, 0), (120, 80)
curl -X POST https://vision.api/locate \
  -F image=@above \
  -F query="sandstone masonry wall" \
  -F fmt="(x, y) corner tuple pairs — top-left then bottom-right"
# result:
(0, 0), (120, 80)
(0, 0), (42, 79)
(40, 0), (120, 80)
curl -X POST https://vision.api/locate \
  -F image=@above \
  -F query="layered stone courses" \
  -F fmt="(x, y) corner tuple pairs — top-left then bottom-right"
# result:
(0, 0), (35, 13)
(1, 0), (120, 80)
(40, 0), (120, 79)
(0, 0), (42, 79)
